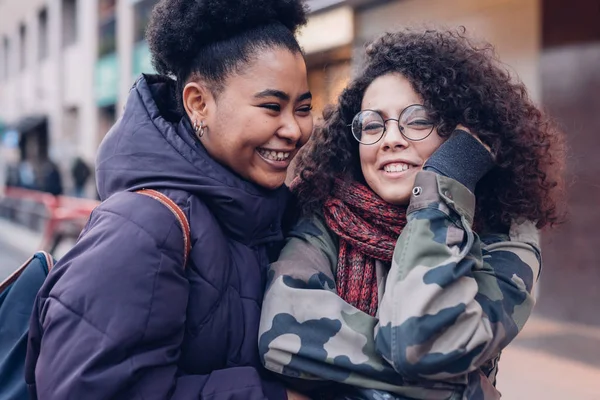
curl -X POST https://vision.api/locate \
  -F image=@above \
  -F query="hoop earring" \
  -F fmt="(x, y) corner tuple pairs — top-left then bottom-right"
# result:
(193, 120), (206, 139)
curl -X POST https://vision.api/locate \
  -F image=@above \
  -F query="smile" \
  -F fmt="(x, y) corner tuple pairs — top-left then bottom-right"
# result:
(257, 148), (292, 162)
(256, 148), (294, 170)
(383, 162), (412, 173)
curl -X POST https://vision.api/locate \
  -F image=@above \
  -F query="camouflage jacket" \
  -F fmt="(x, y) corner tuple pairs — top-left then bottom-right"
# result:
(258, 171), (541, 400)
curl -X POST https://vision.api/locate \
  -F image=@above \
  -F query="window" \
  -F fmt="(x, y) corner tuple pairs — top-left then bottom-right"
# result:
(133, 0), (158, 43)
(2, 37), (9, 80)
(19, 24), (27, 71)
(62, 0), (78, 47)
(98, 0), (117, 57)
(38, 8), (49, 61)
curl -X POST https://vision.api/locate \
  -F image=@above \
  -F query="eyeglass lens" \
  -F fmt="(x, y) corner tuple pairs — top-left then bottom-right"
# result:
(351, 105), (434, 144)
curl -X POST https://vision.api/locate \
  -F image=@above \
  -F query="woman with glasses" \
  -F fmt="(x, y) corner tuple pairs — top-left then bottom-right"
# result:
(258, 28), (565, 399)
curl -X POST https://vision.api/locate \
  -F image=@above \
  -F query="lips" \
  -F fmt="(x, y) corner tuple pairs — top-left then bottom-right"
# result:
(257, 148), (292, 162)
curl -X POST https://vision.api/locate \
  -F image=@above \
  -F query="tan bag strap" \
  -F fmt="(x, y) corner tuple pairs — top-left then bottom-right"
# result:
(0, 251), (54, 293)
(136, 189), (191, 267)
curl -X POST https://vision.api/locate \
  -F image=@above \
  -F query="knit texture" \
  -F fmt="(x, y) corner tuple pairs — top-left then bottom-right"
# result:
(324, 179), (407, 316)
(423, 129), (495, 193)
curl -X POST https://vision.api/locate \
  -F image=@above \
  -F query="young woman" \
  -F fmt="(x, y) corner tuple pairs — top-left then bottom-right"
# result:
(25, 0), (313, 398)
(259, 29), (565, 399)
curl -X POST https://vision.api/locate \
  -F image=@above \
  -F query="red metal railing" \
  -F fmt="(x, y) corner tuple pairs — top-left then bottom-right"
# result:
(2, 186), (99, 252)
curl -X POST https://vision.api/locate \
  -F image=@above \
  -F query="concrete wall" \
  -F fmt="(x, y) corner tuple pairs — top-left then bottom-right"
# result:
(356, 0), (541, 102)
(537, 43), (600, 326)
(535, 0), (600, 327)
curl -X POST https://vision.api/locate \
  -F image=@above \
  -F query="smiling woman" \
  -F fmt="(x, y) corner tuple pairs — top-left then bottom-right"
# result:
(259, 28), (566, 400)
(180, 49), (313, 189)
(147, 0), (314, 190)
(25, 1), (314, 400)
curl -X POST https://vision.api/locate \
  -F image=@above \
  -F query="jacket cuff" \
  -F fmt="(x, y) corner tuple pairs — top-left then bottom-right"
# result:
(423, 129), (494, 193)
(262, 378), (287, 400)
(408, 171), (476, 226)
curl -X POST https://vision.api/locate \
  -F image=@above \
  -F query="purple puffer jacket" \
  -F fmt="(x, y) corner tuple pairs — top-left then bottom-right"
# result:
(25, 75), (289, 400)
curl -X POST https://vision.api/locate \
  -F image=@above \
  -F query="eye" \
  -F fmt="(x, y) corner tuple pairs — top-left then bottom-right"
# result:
(296, 105), (313, 115)
(363, 122), (384, 131)
(407, 119), (434, 129)
(260, 104), (281, 112)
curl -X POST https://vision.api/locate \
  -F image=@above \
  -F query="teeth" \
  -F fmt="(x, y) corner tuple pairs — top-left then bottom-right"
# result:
(258, 149), (291, 161)
(384, 163), (410, 173)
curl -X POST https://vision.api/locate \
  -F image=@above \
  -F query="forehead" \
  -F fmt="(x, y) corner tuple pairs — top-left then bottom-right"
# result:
(361, 73), (422, 112)
(226, 47), (308, 95)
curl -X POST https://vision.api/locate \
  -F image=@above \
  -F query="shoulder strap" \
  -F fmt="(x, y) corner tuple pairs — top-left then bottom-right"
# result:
(0, 251), (54, 293)
(136, 189), (191, 267)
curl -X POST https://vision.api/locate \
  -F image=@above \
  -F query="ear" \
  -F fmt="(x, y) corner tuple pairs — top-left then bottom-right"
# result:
(182, 81), (213, 123)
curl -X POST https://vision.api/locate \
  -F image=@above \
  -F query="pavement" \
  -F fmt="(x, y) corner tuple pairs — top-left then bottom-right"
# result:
(0, 218), (41, 280)
(0, 217), (73, 280)
(1, 217), (599, 399)
(497, 318), (600, 399)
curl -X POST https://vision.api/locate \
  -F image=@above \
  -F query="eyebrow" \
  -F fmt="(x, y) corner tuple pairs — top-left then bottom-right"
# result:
(369, 109), (386, 118)
(254, 89), (312, 102)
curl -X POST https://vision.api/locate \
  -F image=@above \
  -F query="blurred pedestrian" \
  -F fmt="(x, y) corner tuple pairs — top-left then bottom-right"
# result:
(71, 156), (90, 198)
(35, 157), (63, 196)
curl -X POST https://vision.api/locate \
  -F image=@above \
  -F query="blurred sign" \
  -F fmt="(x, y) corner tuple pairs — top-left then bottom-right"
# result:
(297, 6), (354, 54)
(132, 41), (156, 81)
(94, 53), (119, 107)
(1, 129), (19, 149)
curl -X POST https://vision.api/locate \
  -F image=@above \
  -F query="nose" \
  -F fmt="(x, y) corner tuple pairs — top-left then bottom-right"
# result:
(381, 120), (409, 150)
(276, 114), (304, 144)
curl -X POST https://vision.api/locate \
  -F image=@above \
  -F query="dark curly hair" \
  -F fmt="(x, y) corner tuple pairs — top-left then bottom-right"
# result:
(146, 0), (308, 102)
(294, 28), (566, 231)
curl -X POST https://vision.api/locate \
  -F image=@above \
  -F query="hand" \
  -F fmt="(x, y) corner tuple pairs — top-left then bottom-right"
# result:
(455, 124), (493, 156)
(286, 389), (312, 400)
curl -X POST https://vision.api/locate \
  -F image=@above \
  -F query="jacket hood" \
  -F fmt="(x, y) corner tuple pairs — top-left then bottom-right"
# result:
(96, 74), (289, 243)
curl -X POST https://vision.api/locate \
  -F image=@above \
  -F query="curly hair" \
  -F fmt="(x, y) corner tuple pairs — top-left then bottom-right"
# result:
(146, 0), (308, 101)
(294, 28), (566, 231)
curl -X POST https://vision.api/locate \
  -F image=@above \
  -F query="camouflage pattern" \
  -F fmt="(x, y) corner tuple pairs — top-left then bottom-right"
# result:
(258, 171), (541, 400)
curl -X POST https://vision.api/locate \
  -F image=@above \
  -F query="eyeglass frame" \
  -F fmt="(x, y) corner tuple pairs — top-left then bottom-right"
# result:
(348, 104), (437, 145)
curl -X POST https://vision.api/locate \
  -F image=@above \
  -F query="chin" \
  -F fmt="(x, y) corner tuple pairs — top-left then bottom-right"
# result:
(379, 191), (411, 206)
(253, 175), (286, 191)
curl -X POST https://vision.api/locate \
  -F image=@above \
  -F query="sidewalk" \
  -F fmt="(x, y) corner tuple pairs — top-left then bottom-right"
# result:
(0, 217), (74, 260)
(497, 317), (600, 399)
(0, 218), (599, 398)
(0, 217), (44, 256)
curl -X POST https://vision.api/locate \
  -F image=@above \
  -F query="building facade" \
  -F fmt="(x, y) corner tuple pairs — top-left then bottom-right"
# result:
(0, 0), (540, 174)
(0, 0), (159, 193)
(0, 0), (598, 326)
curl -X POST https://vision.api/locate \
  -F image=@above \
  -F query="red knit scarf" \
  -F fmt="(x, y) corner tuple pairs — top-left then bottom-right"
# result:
(323, 179), (407, 316)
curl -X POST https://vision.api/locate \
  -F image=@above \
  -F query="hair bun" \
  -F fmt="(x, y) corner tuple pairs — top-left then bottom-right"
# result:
(147, 0), (308, 76)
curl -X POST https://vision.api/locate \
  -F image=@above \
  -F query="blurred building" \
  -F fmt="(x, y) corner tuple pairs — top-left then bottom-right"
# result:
(0, 0), (598, 325)
(0, 0), (159, 192)
(302, 0), (543, 113)
(0, 0), (542, 165)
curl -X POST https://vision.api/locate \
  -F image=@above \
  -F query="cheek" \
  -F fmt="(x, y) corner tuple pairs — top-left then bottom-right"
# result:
(359, 146), (378, 176)
(299, 118), (314, 145)
(416, 135), (445, 160)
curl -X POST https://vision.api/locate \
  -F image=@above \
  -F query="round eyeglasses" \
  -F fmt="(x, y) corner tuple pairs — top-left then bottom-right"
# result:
(350, 104), (436, 145)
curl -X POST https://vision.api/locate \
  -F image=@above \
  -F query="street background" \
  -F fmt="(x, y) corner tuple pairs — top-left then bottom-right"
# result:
(1, 0), (599, 398)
